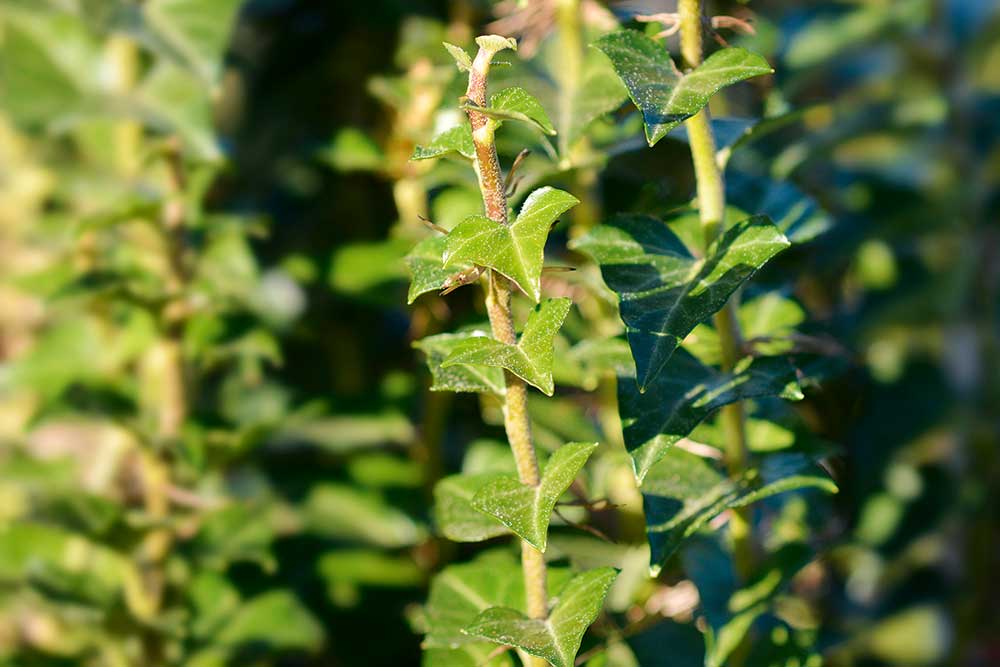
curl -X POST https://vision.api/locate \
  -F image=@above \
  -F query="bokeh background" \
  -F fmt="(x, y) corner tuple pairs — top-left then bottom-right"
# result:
(0, 0), (998, 666)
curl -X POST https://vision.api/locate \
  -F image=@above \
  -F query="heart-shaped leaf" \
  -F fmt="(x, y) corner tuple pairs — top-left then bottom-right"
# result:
(571, 214), (790, 390)
(464, 567), (618, 667)
(443, 298), (571, 395)
(620, 349), (804, 482)
(643, 449), (836, 570)
(444, 187), (579, 302)
(412, 124), (476, 161)
(415, 331), (506, 396)
(471, 441), (598, 551)
(434, 473), (511, 542)
(593, 31), (772, 146)
(463, 86), (556, 135)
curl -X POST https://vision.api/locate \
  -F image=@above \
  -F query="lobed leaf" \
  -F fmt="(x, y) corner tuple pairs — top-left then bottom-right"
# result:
(415, 331), (507, 396)
(445, 187), (579, 302)
(471, 441), (598, 551)
(443, 298), (572, 395)
(620, 349), (804, 482)
(643, 449), (836, 570)
(571, 214), (790, 390)
(463, 567), (618, 667)
(593, 30), (773, 146)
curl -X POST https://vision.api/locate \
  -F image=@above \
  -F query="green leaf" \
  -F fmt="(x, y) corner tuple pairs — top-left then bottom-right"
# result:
(415, 331), (506, 395)
(727, 171), (831, 243)
(571, 214), (789, 390)
(443, 298), (572, 395)
(475, 35), (518, 55)
(303, 483), (427, 547)
(565, 49), (629, 149)
(620, 350), (804, 482)
(216, 590), (323, 651)
(139, 0), (242, 83)
(445, 187), (579, 302)
(593, 31), (772, 146)
(465, 86), (556, 135)
(423, 551), (573, 649)
(405, 235), (474, 304)
(434, 473), (511, 542)
(643, 449), (836, 570)
(443, 41), (473, 71)
(329, 238), (411, 296)
(471, 441), (598, 550)
(464, 567), (618, 667)
(684, 540), (820, 667)
(423, 645), (514, 667)
(412, 124), (476, 160)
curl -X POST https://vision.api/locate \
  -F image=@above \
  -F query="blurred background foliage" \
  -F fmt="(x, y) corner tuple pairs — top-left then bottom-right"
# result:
(0, 0), (997, 666)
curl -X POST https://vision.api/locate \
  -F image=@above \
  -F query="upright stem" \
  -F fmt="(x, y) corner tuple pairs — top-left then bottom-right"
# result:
(678, 0), (754, 579)
(465, 40), (550, 646)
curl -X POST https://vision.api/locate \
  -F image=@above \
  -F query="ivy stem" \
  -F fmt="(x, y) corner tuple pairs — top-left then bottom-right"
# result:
(465, 39), (550, 647)
(678, 0), (754, 579)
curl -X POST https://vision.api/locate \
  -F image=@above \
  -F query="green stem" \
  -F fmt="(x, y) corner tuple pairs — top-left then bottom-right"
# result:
(678, 0), (754, 580)
(465, 39), (549, 656)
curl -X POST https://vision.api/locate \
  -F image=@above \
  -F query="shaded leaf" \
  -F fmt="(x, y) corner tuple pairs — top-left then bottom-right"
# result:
(303, 484), (426, 547)
(445, 187), (579, 302)
(443, 298), (572, 395)
(620, 349), (804, 482)
(464, 567), (618, 667)
(643, 449), (836, 570)
(571, 214), (789, 389)
(216, 590), (323, 651)
(471, 441), (598, 551)
(415, 331), (506, 396)
(593, 31), (772, 145)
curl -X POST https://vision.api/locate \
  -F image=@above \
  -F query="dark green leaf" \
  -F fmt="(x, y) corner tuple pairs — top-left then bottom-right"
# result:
(571, 214), (789, 389)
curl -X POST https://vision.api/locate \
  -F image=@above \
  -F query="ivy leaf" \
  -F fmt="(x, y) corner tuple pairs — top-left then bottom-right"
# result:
(471, 442), (598, 551)
(463, 567), (618, 667)
(620, 349), (804, 482)
(405, 235), (474, 304)
(571, 214), (789, 390)
(593, 31), (772, 146)
(424, 552), (573, 649)
(445, 187), (579, 302)
(443, 41), (473, 72)
(434, 473), (511, 542)
(414, 331), (506, 396)
(684, 540), (818, 667)
(726, 171), (832, 243)
(423, 645), (513, 667)
(464, 86), (557, 135)
(643, 449), (836, 570)
(412, 125), (476, 161)
(443, 298), (572, 396)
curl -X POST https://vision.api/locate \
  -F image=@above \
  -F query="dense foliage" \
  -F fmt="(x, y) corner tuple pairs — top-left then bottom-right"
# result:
(0, 1), (997, 666)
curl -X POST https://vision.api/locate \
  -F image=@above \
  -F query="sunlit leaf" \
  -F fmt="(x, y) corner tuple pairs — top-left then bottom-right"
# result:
(471, 441), (598, 550)
(443, 298), (572, 395)
(465, 86), (556, 135)
(464, 567), (618, 667)
(445, 187), (579, 302)
(412, 124), (476, 160)
(593, 31), (772, 145)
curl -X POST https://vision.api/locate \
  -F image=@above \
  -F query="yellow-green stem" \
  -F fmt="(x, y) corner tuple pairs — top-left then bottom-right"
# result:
(465, 40), (549, 651)
(678, 0), (754, 580)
